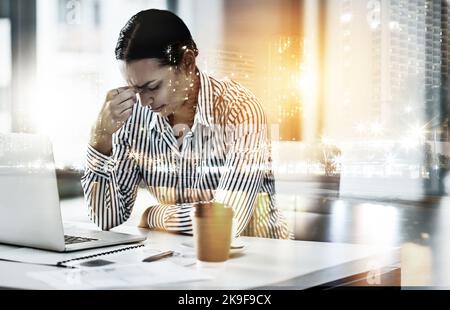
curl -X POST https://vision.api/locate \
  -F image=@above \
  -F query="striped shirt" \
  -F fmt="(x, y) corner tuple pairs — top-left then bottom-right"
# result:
(81, 70), (290, 239)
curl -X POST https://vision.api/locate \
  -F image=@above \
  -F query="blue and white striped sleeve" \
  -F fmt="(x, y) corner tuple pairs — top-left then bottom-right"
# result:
(80, 126), (142, 231)
(147, 203), (195, 234)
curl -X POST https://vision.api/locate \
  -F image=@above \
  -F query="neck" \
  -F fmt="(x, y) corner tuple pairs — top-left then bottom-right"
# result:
(184, 69), (201, 110)
(169, 70), (201, 127)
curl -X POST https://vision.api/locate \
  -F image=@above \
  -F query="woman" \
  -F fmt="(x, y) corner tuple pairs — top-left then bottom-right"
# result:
(81, 9), (290, 239)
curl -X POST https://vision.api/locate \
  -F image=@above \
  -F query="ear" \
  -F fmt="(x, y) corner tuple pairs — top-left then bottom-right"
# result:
(180, 49), (196, 76)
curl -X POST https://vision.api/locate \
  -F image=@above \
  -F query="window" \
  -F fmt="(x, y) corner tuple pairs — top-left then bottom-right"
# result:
(35, 0), (168, 169)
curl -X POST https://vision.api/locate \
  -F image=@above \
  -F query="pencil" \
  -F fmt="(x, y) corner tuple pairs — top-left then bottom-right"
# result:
(142, 250), (174, 262)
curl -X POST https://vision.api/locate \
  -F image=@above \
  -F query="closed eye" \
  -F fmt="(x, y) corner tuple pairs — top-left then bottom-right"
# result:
(135, 81), (161, 93)
(137, 84), (160, 94)
(147, 85), (159, 91)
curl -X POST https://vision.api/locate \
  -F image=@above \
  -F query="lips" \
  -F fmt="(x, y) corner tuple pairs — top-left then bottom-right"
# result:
(150, 105), (165, 112)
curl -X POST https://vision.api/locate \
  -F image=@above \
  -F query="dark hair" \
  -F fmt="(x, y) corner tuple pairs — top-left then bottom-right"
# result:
(115, 9), (198, 65)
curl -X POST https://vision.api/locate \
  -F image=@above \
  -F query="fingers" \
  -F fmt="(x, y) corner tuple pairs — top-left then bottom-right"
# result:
(117, 86), (131, 93)
(115, 89), (136, 105)
(106, 86), (135, 101)
(106, 87), (123, 100)
(119, 107), (133, 119)
(118, 98), (135, 115)
(104, 98), (133, 126)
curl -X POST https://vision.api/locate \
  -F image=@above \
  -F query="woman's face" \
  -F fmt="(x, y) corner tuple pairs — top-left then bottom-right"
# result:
(119, 58), (194, 117)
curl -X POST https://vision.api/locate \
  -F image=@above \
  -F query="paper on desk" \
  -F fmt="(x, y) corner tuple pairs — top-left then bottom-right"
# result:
(0, 242), (197, 269)
(0, 244), (145, 266)
(0, 243), (19, 253)
(0, 244), (197, 268)
(63, 246), (197, 268)
(27, 261), (212, 289)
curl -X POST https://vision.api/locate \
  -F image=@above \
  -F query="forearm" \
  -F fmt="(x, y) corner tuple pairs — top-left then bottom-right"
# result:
(82, 144), (140, 230)
(89, 127), (113, 156)
(81, 170), (130, 231)
(147, 203), (195, 234)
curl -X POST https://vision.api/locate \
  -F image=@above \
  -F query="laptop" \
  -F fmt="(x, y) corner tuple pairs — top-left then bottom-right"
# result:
(0, 133), (146, 252)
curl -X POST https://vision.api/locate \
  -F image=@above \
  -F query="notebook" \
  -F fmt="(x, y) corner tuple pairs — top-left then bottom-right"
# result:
(27, 260), (212, 289)
(0, 243), (166, 268)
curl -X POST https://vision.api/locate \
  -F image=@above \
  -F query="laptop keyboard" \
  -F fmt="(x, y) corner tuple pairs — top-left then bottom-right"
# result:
(64, 235), (98, 245)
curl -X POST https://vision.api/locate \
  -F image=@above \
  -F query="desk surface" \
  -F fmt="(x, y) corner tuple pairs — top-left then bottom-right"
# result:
(0, 221), (399, 289)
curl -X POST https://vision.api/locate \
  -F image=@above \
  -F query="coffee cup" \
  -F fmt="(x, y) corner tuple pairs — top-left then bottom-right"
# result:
(191, 201), (234, 262)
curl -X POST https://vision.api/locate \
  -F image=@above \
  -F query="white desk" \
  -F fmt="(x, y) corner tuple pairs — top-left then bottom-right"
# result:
(0, 221), (399, 289)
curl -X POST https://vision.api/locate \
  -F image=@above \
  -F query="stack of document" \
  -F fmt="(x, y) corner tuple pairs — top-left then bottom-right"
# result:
(0, 244), (208, 289)
(27, 261), (211, 289)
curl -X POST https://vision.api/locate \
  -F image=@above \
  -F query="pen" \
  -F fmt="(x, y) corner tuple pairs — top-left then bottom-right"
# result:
(142, 250), (174, 262)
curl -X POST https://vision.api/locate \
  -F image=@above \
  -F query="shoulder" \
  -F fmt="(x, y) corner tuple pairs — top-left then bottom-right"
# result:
(211, 77), (266, 125)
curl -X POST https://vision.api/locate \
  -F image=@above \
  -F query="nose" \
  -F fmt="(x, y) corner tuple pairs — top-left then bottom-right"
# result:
(147, 98), (155, 108)
(138, 94), (154, 107)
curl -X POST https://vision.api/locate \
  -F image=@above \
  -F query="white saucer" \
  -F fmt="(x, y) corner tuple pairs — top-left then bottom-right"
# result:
(181, 239), (246, 253)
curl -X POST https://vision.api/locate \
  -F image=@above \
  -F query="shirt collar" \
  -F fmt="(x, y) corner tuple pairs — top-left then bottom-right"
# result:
(149, 69), (214, 132)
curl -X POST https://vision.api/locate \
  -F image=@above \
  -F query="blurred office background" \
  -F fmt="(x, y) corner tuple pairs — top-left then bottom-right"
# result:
(2, 1), (450, 280)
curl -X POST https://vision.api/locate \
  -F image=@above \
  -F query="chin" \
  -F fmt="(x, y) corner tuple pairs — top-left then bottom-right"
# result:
(158, 109), (171, 117)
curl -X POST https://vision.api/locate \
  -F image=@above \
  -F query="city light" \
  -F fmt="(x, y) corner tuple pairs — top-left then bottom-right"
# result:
(297, 69), (317, 95)
(340, 12), (353, 23)
(408, 123), (427, 142)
